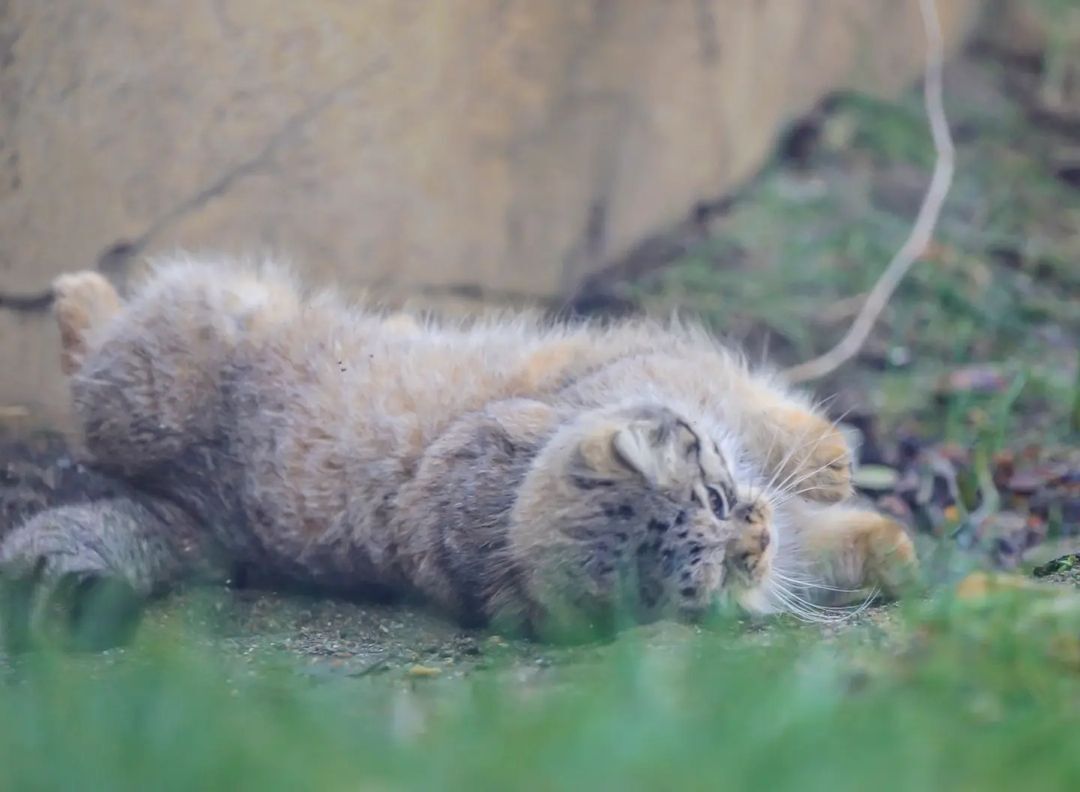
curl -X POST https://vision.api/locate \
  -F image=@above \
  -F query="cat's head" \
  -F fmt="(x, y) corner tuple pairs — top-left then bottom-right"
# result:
(500, 402), (778, 639)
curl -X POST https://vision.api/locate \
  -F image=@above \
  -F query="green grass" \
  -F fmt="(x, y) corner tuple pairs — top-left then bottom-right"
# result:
(2, 586), (1079, 791)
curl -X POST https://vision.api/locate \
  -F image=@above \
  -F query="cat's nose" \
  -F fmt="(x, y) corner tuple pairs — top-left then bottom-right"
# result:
(734, 501), (768, 525)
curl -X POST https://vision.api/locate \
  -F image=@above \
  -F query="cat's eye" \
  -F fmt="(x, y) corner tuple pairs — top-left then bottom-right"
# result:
(706, 486), (728, 520)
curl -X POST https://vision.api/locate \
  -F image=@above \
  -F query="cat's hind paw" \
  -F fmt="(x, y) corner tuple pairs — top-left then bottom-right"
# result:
(53, 271), (122, 375)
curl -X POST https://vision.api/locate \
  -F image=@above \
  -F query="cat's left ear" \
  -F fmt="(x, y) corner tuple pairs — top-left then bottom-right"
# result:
(610, 416), (678, 485)
(575, 406), (696, 488)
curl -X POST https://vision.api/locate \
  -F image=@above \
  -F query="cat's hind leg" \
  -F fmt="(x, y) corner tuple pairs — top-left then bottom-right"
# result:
(0, 496), (218, 650)
(56, 260), (301, 475)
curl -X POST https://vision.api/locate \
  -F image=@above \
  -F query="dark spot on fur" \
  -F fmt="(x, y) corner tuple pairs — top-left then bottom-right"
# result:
(493, 429), (518, 457)
(614, 532), (628, 543)
(674, 511), (687, 526)
(689, 543), (703, 557)
(617, 504), (634, 519)
(648, 518), (669, 533)
(572, 475), (614, 490)
(679, 586), (697, 598)
(676, 530), (689, 539)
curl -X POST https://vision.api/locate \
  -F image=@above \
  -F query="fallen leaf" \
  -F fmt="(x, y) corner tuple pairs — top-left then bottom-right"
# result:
(1008, 467), (1059, 494)
(939, 366), (1008, 395)
(955, 571), (1044, 600)
(1048, 635), (1080, 671)
(853, 464), (899, 492)
(877, 494), (912, 521)
(992, 451), (1015, 488)
(1033, 554), (1080, 578)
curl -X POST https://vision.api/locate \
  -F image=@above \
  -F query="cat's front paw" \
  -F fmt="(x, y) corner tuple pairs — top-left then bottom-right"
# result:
(800, 507), (919, 604)
(768, 409), (853, 503)
(860, 514), (919, 596)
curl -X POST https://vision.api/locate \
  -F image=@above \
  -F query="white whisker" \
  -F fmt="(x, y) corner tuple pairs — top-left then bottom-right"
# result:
(771, 570), (863, 594)
(766, 578), (879, 624)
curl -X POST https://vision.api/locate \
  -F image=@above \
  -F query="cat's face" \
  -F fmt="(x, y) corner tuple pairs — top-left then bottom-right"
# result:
(507, 404), (779, 637)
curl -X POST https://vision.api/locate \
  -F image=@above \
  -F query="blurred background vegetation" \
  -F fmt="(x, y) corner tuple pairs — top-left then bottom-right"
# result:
(0, 1), (1078, 789)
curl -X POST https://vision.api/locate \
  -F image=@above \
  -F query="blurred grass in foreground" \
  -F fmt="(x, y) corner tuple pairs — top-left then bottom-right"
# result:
(2, 585), (1079, 791)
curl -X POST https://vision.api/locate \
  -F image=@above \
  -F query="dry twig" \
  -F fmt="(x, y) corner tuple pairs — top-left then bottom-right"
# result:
(782, 0), (955, 384)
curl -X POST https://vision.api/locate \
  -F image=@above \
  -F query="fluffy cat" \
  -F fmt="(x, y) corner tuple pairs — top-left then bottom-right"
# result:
(0, 257), (916, 645)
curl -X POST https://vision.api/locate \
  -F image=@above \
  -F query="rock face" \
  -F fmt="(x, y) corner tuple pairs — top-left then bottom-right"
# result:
(1, 0), (980, 427)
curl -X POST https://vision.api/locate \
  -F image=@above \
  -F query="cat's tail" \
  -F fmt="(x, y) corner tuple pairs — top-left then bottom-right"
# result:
(52, 271), (123, 375)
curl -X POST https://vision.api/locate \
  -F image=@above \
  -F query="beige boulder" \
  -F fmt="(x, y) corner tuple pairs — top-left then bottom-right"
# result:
(1, 0), (981, 428)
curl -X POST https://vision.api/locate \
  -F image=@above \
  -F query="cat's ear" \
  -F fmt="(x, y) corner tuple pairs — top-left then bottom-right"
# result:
(611, 416), (676, 485)
(576, 407), (696, 488)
